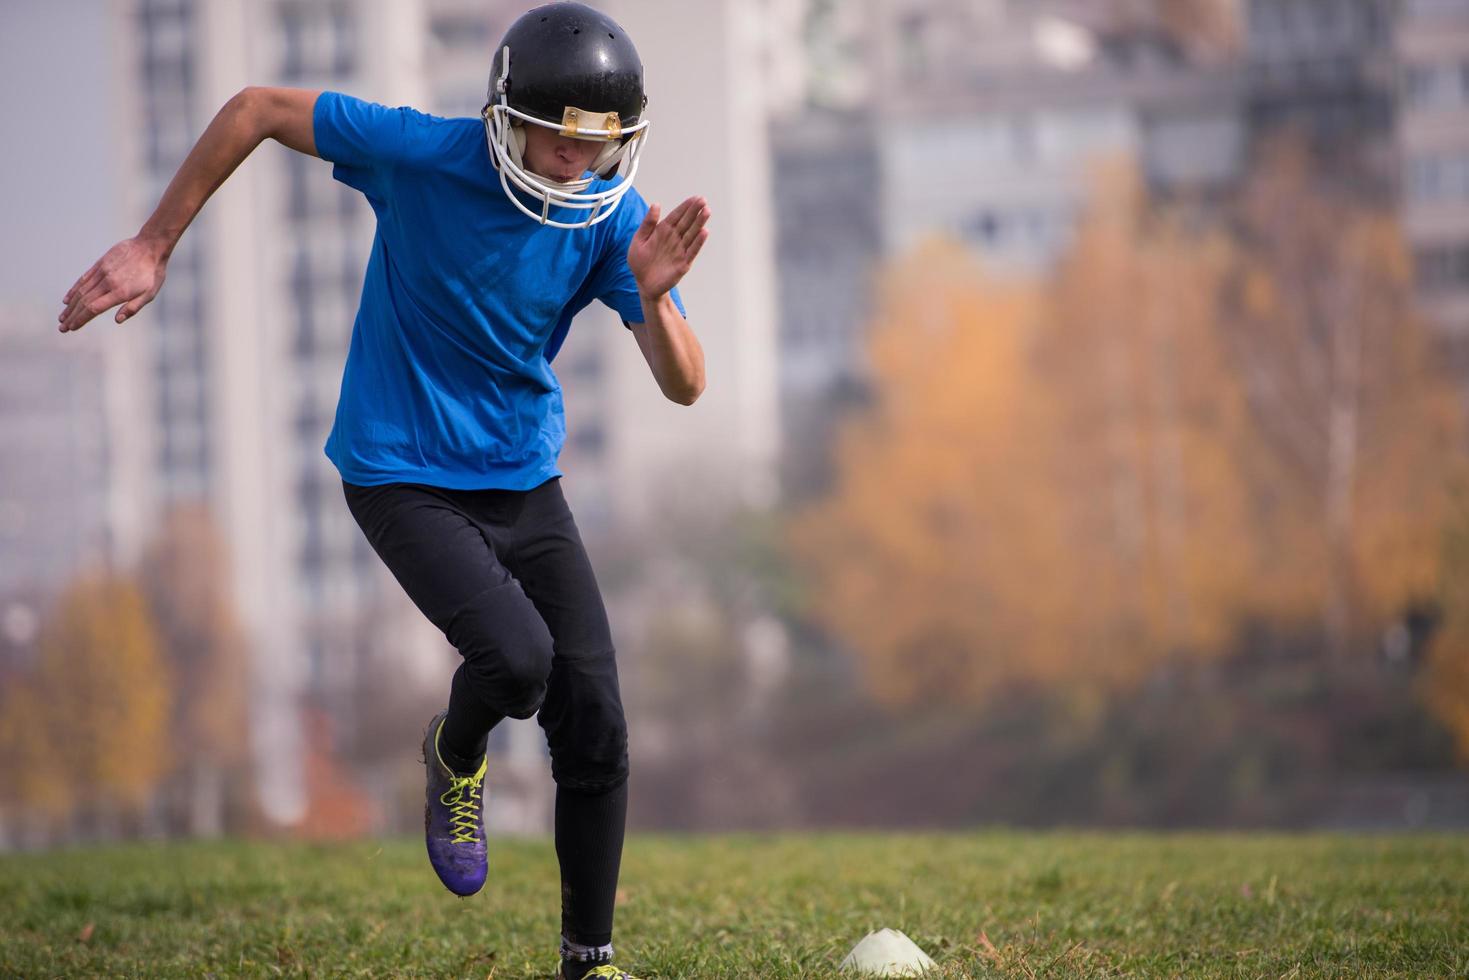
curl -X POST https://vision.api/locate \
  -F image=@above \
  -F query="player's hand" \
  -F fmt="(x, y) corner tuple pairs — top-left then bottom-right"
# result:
(627, 195), (709, 299)
(58, 236), (169, 333)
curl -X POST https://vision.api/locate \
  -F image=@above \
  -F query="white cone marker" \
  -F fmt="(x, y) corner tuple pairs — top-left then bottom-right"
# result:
(839, 928), (937, 976)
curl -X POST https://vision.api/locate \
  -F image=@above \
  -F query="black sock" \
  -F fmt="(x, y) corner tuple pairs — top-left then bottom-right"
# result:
(441, 664), (500, 774)
(555, 780), (628, 950)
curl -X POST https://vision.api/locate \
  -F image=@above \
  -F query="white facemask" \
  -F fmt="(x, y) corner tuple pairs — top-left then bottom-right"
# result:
(482, 46), (650, 229)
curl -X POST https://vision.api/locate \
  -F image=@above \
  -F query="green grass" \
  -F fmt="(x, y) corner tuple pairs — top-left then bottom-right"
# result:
(1, 832), (1465, 978)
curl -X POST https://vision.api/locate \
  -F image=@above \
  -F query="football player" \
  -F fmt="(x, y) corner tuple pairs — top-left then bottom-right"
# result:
(58, 5), (706, 978)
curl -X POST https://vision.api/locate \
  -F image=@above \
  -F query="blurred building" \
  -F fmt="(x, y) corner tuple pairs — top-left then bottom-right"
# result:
(769, 113), (881, 499)
(420, 0), (529, 117)
(1396, 0), (1469, 368)
(769, 0), (1245, 498)
(1244, 0), (1469, 367)
(1244, 0), (1399, 190)
(0, 308), (111, 602)
(111, 0), (471, 827)
(872, 10), (1244, 271)
(771, 0), (1469, 498)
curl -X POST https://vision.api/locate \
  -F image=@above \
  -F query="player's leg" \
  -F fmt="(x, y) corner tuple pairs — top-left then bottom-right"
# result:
(345, 481), (555, 732)
(503, 478), (631, 978)
(343, 480), (556, 896)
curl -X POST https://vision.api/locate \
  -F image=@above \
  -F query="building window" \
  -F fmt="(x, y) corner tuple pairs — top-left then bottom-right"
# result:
(278, 0), (356, 83)
(898, 12), (928, 80)
(291, 247), (316, 356)
(330, 3), (356, 76)
(964, 210), (1001, 244)
(1416, 242), (1469, 292)
(1408, 153), (1469, 203)
(430, 13), (492, 49)
(300, 499), (325, 573)
(295, 400), (327, 441)
(1404, 62), (1465, 108)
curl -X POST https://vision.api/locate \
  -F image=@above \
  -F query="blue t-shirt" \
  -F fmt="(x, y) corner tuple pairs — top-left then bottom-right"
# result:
(312, 90), (684, 490)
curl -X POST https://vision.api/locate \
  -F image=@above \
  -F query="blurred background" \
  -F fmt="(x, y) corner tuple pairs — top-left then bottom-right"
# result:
(2, 0), (1469, 849)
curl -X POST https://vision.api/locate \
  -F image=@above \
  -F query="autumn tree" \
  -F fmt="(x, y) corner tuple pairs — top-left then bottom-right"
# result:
(1, 574), (173, 839)
(1423, 488), (1469, 760)
(793, 150), (1468, 718)
(792, 165), (1260, 710)
(791, 242), (1056, 708)
(1035, 163), (1261, 681)
(138, 504), (253, 836)
(0, 672), (71, 831)
(1225, 138), (1469, 657)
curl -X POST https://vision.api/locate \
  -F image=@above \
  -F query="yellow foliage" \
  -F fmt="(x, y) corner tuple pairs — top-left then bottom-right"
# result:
(1231, 139), (1469, 642)
(1424, 620), (1469, 763)
(26, 573), (173, 812)
(794, 242), (1049, 706)
(1036, 163), (1260, 679)
(793, 151), (1469, 714)
(793, 167), (1262, 708)
(1423, 490), (1469, 760)
(0, 676), (71, 818)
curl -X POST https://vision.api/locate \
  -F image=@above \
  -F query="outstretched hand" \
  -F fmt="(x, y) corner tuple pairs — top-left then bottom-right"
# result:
(626, 195), (710, 299)
(58, 237), (168, 333)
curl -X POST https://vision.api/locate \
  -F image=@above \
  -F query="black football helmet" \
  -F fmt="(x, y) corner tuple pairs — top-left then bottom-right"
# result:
(481, 2), (650, 228)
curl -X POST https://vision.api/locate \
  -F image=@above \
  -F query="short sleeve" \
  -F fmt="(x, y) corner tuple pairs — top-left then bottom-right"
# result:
(312, 91), (456, 196)
(588, 187), (687, 326)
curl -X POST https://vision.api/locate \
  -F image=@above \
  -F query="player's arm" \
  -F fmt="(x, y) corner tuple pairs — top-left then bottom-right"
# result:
(626, 196), (710, 405)
(59, 86), (321, 333)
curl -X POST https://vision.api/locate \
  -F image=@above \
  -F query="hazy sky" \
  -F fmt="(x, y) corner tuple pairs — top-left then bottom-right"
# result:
(0, 1), (120, 316)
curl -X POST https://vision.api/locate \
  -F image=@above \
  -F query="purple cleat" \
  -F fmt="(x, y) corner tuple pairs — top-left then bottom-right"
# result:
(421, 710), (488, 897)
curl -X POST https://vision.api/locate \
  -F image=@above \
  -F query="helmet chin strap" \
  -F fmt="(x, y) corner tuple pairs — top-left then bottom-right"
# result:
(483, 45), (649, 229)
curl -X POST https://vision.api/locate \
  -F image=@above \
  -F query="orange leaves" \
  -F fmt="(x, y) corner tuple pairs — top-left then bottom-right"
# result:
(4, 573), (174, 815)
(793, 242), (1079, 709)
(1422, 490), (1469, 760)
(1424, 618), (1469, 763)
(1231, 138), (1469, 644)
(794, 166), (1265, 709)
(0, 505), (254, 834)
(793, 151), (1469, 721)
(1038, 163), (1258, 677)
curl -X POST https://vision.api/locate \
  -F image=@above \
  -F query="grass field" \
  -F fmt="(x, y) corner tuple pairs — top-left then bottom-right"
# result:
(1, 832), (1466, 978)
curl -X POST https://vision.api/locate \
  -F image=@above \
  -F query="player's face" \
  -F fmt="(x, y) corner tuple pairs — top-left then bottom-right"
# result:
(520, 125), (604, 183)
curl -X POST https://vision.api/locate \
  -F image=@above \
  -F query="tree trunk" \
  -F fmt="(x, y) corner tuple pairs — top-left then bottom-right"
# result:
(1322, 272), (1363, 658)
(1148, 258), (1192, 647)
(189, 759), (224, 838)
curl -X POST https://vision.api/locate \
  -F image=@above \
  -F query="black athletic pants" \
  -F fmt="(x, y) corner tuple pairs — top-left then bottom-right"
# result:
(343, 476), (627, 947)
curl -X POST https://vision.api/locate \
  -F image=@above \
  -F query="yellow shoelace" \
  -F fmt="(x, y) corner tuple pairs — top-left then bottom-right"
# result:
(439, 773), (483, 844)
(582, 967), (640, 980)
